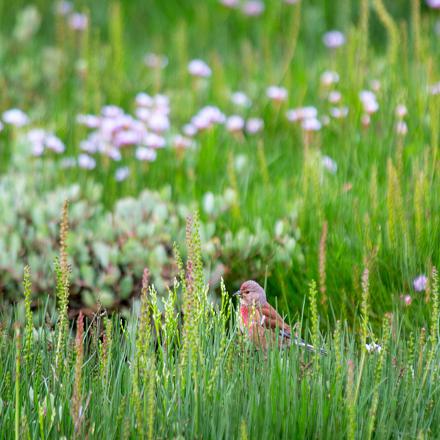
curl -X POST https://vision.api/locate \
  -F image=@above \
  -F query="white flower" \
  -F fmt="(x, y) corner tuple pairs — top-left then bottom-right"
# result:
(242, 0), (265, 16)
(188, 59), (212, 78)
(2, 109), (29, 127)
(365, 342), (382, 354)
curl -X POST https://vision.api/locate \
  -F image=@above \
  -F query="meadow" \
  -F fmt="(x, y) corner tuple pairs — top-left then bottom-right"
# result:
(1, 0), (440, 438)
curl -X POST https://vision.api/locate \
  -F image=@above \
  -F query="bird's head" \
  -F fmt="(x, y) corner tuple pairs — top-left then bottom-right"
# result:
(234, 280), (267, 306)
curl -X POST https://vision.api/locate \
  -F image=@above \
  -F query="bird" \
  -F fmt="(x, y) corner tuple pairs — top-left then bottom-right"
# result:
(234, 280), (326, 354)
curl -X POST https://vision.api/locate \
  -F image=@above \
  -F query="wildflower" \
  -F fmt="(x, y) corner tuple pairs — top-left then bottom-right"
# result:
(360, 90), (379, 114)
(45, 134), (65, 153)
(395, 104), (407, 119)
(365, 342), (382, 353)
(68, 12), (88, 31)
(401, 294), (412, 306)
(235, 154), (247, 171)
(286, 106), (317, 122)
(427, 0), (440, 8)
(322, 155), (337, 174)
(78, 153), (96, 169)
(242, 1), (265, 16)
(77, 114), (100, 128)
(330, 107), (349, 119)
(320, 70), (339, 87)
(2, 109), (29, 127)
(328, 90), (342, 104)
(188, 59), (212, 78)
(135, 93), (154, 107)
(413, 275), (428, 292)
(429, 82), (440, 95)
(322, 30), (346, 48)
(144, 133), (166, 149)
(284, 0), (300, 4)
(361, 114), (371, 127)
(219, 0), (239, 7)
(183, 123), (197, 137)
(301, 117), (321, 131)
(136, 147), (157, 161)
(172, 135), (193, 150)
(144, 53), (168, 69)
(396, 121), (408, 136)
(231, 91), (251, 107)
(245, 117), (264, 134)
(266, 86), (288, 102)
(55, 1), (72, 15)
(226, 115), (245, 132)
(115, 167), (130, 182)
(148, 112), (170, 133)
(101, 105), (123, 118)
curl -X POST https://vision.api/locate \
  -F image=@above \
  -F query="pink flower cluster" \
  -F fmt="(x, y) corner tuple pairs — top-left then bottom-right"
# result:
(27, 129), (65, 156)
(77, 94), (176, 168)
(55, 1), (88, 31)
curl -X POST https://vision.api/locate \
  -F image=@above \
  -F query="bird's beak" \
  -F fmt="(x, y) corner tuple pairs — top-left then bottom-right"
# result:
(233, 290), (241, 297)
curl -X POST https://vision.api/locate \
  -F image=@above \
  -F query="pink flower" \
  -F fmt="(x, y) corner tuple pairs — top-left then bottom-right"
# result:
(136, 146), (157, 161)
(115, 167), (130, 181)
(78, 153), (96, 169)
(402, 294), (412, 306)
(301, 118), (321, 131)
(188, 59), (212, 78)
(219, 0), (239, 7)
(68, 12), (88, 31)
(413, 275), (428, 292)
(427, 0), (440, 8)
(396, 121), (408, 136)
(266, 86), (288, 102)
(330, 107), (348, 119)
(328, 91), (342, 104)
(395, 104), (407, 119)
(242, 1), (265, 16)
(320, 70), (339, 87)
(226, 115), (245, 132)
(322, 30), (345, 48)
(245, 118), (264, 134)
(231, 91), (251, 107)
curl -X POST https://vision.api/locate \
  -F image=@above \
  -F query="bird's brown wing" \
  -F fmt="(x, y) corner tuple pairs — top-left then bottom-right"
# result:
(260, 303), (291, 335)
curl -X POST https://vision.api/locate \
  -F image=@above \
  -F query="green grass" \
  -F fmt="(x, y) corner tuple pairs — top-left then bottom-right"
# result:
(1, 1), (440, 436)
(1, 223), (440, 439)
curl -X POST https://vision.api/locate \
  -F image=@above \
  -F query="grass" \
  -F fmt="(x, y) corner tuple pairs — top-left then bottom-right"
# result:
(1, 217), (440, 439)
(0, 1), (439, 321)
(1, 1), (440, 437)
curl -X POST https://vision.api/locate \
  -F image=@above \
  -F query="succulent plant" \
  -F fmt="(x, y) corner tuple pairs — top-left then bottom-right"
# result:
(0, 163), (304, 312)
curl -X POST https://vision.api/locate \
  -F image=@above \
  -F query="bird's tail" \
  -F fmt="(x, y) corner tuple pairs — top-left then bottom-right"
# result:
(280, 330), (327, 355)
